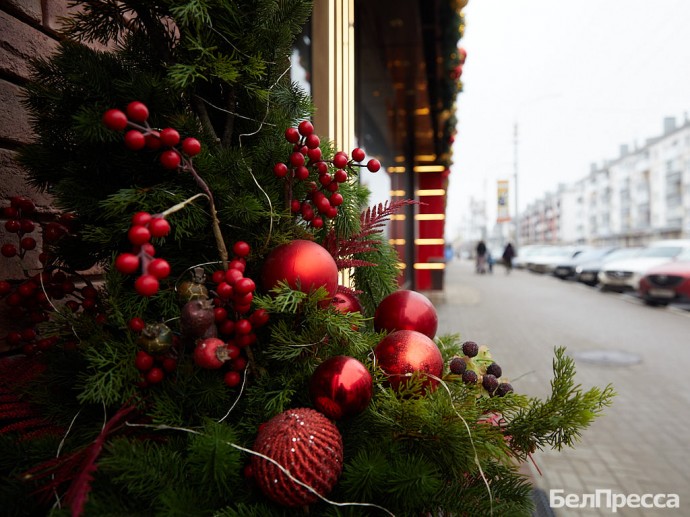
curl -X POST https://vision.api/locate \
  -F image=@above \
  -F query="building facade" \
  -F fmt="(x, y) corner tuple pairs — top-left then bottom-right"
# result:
(517, 116), (690, 247)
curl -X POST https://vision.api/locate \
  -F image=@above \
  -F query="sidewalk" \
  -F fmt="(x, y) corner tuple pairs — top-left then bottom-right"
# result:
(427, 259), (690, 516)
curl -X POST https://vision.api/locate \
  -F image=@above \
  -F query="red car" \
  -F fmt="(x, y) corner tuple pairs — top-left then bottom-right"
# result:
(638, 259), (690, 307)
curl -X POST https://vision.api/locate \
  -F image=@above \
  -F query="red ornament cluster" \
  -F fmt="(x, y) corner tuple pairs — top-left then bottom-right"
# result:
(102, 101), (202, 171)
(114, 211), (172, 297)
(273, 122), (380, 228)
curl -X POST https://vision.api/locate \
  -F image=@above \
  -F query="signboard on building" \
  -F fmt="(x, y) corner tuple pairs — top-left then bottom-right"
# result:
(497, 180), (511, 222)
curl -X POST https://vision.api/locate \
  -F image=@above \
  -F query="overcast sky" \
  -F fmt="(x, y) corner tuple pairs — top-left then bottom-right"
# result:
(446, 0), (690, 241)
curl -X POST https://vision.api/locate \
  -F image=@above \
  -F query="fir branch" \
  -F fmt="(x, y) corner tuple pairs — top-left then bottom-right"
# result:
(507, 347), (615, 455)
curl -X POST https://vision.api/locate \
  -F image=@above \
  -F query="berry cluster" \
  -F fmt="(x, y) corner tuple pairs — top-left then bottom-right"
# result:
(448, 340), (513, 397)
(273, 121), (381, 229)
(102, 101), (202, 171)
(129, 320), (179, 386)
(2, 196), (38, 259)
(114, 211), (172, 296)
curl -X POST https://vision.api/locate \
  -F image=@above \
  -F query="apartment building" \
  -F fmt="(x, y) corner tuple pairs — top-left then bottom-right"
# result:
(518, 115), (690, 246)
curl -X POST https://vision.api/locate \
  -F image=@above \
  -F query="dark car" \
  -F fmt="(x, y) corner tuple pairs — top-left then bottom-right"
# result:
(575, 247), (643, 286)
(638, 250), (690, 306)
(552, 247), (618, 280)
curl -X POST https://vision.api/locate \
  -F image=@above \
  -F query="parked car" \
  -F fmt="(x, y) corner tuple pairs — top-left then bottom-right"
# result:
(598, 240), (690, 291)
(575, 247), (643, 286)
(512, 245), (553, 270)
(527, 246), (590, 274)
(552, 247), (618, 280)
(638, 248), (690, 306)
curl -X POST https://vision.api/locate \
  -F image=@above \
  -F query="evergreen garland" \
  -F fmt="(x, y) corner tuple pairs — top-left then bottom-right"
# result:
(0, 2), (614, 516)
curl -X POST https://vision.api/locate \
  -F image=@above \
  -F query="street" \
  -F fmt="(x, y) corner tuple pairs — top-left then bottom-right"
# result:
(432, 259), (690, 516)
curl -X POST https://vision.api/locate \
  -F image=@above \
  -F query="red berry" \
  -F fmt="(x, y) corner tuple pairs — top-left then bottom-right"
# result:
(160, 127), (180, 147)
(162, 357), (177, 372)
(17, 282), (36, 298)
(181, 137), (202, 156)
(19, 237), (36, 250)
(134, 274), (159, 297)
(193, 337), (228, 369)
(367, 158), (381, 172)
(145, 367), (165, 384)
(135, 351), (154, 371)
(294, 166), (309, 181)
(159, 150), (181, 170)
(214, 307), (228, 322)
(319, 173), (332, 186)
(333, 152), (348, 169)
(226, 343), (241, 359)
(305, 134), (320, 149)
(273, 162), (288, 178)
(43, 222), (67, 242)
(225, 268), (243, 285)
(102, 109), (128, 131)
(81, 285), (98, 299)
(307, 147), (322, 162)
(148, 217), (171, 238)
(20, 219), (35, 233)
(147, 258), (171, 279)
(126, 101), (149, 123)
(234, 318), (252, 335)
(0, 280), (11, 295)
(284, 127), (300, 143)
(115, 253), (139, 274)
(4, 219), (20, 233)
(21, 328), (36, 341)
(212, 270), (226, 284)
(140, 243), (156, 257)
(352, 147), (366, 162)
(3, 206), (19, 218)
(312, 216), (324, 229)
(233, 241), (250, 257)
(128, 225), (151, 245)
(231, 356), (248, 371)
(129, 317), (146, 332)
(216, 282), (233, 299)
(132, 211), (152, 226)
(315, 161), (329, 175)
(298, 120), (314, 136)
(327, 182), (339, 192)
(290, 199), (301, 213)
(330, 192), (344, 206)
(250, 308), (270, 328)
(224, 370), (241, 387)
(124, 130), (146, 150)
(326, 206), (338, 218)
(228, 259), (245, 273)
(145, 133), (161, 150)
(289, 152), (305, 168)
(219, 319), (235, 336)
(236, 277), (256, 295)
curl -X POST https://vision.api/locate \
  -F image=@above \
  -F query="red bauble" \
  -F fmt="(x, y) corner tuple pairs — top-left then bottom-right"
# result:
(374, 290), (438, 338)
(331, 289), (362, 315)
(193, 337), (228, 369)
(251, 408), (343, 507)
(309, 356), (372, 419)
(373, 329), (444, 394)
(261, 240), (338, 298)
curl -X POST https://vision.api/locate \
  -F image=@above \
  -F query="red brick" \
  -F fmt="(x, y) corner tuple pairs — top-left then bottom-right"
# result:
(0, 0), (42, 23)
(0, 80), (34, 145)
(0, 10), (58, 80)
(0, 149), (55, 211)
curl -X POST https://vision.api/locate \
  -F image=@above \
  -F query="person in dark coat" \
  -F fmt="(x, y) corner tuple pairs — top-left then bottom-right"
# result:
(475, 240), (487, 273)
(502, 242), (515, 274)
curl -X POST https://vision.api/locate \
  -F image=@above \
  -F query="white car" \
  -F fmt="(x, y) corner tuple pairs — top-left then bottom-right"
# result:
(598, 239), (690, 291)
(527, 246), (590, 274)
(512, 245), (553, 270)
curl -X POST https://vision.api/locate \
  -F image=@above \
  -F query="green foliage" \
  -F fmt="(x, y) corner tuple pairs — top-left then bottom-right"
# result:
(2, 1), (613, 516)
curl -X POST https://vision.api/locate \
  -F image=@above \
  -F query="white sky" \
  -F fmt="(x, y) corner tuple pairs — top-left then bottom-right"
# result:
(446, 0), (690, 240)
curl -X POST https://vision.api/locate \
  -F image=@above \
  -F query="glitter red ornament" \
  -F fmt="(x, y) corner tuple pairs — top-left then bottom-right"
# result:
(331, 289), (362, 315)
(251, 408), (343, 507)
(374, 289), (438, 339)
(373, 329), (444, 394)
(261, 239), (338, 298)
(309, 355), (373, 420)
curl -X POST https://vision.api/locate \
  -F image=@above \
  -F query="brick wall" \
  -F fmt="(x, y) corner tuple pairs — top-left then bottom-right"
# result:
(0, 1), (74, 280)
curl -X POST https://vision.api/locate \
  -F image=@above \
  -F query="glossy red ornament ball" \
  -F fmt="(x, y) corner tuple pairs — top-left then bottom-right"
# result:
(373, 329), (444, 394)
(374, 289), (438, 339)
(251, 408), (343, 507)
(193, 337), (228, 369)
(331, 289), (362, 315)
(309, 355), (372, 420)
(261, 239), (338, 298)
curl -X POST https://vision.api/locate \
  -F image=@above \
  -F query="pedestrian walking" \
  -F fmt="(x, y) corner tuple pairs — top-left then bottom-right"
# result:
(476, 240), (487, 274)
(502, 242), (515, 274)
